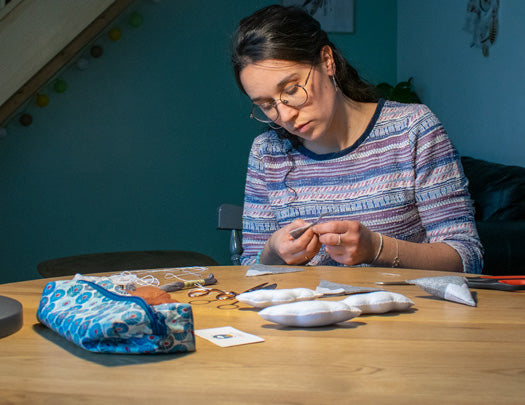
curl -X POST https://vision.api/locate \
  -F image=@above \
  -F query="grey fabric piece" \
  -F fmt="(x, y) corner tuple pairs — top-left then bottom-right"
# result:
(316, 279), (382, 296)
(408, 276), (476, 307)
(246, 263), (306, 277)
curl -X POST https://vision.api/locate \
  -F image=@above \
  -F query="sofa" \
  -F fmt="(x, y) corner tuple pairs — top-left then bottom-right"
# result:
(461, 156), (525, 275)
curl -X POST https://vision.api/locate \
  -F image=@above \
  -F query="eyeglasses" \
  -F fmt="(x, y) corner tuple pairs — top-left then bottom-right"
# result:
(250, 64), (314, 125)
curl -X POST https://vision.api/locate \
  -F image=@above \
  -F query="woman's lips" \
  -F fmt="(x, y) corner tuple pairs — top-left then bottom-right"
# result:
(294, 121), (310, 133)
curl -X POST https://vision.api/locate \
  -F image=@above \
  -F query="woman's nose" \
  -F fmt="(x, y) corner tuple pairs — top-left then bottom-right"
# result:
(275, 102), (298, 124)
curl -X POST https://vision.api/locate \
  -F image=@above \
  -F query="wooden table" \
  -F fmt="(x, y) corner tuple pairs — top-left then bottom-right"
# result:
(0, 266), (523, 404)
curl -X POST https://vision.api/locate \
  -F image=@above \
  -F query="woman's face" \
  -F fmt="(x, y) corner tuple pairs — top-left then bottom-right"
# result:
(239, 58), (338, 142)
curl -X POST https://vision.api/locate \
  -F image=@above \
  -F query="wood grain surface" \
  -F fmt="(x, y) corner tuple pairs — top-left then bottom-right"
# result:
(0, 266), (523, 404)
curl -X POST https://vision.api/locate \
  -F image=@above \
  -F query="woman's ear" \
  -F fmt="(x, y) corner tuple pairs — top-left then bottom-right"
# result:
(320, 45), (336, 76)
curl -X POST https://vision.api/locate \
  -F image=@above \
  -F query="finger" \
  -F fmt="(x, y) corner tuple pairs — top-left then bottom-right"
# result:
(305, 232), (321, 253)
(312, 220), (348, 235)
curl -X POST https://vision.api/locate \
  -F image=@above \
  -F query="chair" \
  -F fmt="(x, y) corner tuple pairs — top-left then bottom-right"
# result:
(217, 203), (243, 265)
(37, 250), (218, 278)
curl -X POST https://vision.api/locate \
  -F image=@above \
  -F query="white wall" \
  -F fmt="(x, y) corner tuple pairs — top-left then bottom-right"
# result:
(398, 0), (525, 166)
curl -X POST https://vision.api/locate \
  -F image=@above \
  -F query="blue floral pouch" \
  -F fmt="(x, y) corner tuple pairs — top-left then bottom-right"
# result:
(36, 277), (195, 354)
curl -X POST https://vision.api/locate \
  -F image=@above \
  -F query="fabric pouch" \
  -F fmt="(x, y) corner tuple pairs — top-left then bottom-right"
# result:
(36, 278), (195, 354)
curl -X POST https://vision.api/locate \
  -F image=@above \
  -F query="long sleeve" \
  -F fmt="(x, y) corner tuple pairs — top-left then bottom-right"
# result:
(409, 105), (483, 273)
(240, 135), (281, 264)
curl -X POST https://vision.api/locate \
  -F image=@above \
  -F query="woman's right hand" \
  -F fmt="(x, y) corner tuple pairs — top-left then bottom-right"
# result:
(261, 219), (322, 265)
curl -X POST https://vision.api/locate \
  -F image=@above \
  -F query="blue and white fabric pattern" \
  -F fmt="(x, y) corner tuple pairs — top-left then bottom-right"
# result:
(37, 277), (195, 354)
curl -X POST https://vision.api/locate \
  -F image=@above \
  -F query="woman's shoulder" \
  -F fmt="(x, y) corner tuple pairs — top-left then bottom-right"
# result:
(250, 130), (292, 157)
(378, 100), (441, 131)
(381, 100), (434, 120)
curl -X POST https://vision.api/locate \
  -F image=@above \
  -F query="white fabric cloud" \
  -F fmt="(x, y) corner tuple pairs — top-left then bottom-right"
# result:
(258, 300), (362, 327)
(342, 291), (414, 314)
(236, 288), (322, 308)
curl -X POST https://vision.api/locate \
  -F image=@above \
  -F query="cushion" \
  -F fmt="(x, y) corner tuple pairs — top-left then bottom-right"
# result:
(461, 156), (525, 221)
(236, 288), (322, 308)
(342, 291), (414, 314)
(258, 300), (362, 327)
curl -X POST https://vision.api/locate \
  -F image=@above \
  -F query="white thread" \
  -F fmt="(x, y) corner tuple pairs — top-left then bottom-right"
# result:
(109, 271), (160, 287)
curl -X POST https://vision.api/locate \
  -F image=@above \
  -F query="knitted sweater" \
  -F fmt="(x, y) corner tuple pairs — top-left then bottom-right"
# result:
(240, 99), (483, 274)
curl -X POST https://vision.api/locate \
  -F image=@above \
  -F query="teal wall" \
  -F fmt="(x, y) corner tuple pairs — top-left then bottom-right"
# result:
(398, 0), (525, 166)
(0, 0), (397, 283)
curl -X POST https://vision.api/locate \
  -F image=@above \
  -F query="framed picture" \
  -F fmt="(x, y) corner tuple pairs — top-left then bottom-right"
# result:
(282, 0), (355, 33)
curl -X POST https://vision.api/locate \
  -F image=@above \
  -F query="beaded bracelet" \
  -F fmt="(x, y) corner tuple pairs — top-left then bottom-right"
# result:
(372, 233), (383, 264)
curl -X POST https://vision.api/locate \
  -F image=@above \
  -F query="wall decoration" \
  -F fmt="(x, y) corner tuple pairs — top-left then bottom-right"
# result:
(0, 5), (146, 136)
(282, 0), (354, 33)
(464, 0), (499, 57)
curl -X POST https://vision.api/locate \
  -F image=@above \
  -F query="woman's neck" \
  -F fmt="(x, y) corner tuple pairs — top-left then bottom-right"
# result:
(304, 96), (377, 154)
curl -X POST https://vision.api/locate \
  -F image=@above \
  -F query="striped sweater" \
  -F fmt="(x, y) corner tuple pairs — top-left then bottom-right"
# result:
(240, 99), (483, 274)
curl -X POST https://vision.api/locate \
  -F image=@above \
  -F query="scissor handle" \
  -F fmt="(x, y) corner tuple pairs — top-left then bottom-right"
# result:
(188, 288), (236, 298)
(215, 291), (237, 300)
(478, 276), (525, 286)
(466, 279), (523, 291)
(481, 275), (525, 279)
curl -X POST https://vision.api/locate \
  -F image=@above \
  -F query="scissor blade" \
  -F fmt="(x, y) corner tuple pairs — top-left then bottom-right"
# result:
(465, 280), (521, 291)
(375, 281), (411, 285)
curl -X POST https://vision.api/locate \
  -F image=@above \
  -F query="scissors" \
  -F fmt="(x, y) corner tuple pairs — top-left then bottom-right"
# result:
(188, 282), (277, 309)
(464, 275), (525, 291)
(377, 276), (525, 291)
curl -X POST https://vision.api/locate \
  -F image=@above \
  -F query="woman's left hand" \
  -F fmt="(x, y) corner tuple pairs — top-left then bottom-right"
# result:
(312, 220), (378, 265)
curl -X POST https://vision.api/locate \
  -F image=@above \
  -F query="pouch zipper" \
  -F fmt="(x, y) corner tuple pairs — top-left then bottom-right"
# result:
(78, 280), (167, 335)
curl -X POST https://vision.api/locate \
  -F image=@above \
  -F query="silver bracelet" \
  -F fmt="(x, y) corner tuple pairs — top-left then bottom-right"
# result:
(372, 233), (383, 263)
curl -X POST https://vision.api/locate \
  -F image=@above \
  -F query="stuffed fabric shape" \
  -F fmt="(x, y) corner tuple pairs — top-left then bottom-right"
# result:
(37, 278), (195, 354)
(258, 300), (362, 327)
(236, 288), (322, 308)
(408, 276), (476, 306)
(342, 291), (414, 314)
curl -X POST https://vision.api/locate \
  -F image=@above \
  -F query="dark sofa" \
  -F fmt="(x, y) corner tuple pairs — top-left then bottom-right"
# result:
(461, 156), (525, 275)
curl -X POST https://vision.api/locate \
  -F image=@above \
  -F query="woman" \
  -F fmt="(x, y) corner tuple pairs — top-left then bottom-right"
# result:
(231, 5), (483, 273)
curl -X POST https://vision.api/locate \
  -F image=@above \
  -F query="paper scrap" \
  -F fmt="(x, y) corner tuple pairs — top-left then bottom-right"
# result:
(246, 263), (305, 277)
(195, 326), (264, 347)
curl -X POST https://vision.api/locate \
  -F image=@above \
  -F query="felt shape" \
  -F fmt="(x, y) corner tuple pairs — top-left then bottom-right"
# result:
(246, 263), (305, 277)
(408, 276), (476, 307)
(128, 286), (179, 305)
(259, 300), (361, 327)
(236, 288), (322, 308)
(342, 291), (414, 314)
(316, 279), (383, 296)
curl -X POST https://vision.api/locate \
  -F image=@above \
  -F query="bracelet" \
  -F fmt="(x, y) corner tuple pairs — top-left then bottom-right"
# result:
(255, 249), (263, 264)
(371, 233), (383, 264)
(392, 239), (400, 268)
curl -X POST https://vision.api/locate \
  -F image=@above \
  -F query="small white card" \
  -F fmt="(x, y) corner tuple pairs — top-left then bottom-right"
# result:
(195, 326), (264, 347)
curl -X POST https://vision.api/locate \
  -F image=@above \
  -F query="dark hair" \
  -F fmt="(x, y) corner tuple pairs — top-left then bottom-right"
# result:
(231, 5), (378, 197)
(231, 5), (378, 104)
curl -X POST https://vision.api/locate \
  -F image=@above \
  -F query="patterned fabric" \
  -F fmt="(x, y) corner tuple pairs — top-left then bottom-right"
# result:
(241, 99), (483, 274)
(37, 278), (195, 354)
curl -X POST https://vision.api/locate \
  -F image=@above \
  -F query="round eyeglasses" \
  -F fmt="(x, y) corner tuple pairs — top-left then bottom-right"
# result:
(250, 64), (314, 125)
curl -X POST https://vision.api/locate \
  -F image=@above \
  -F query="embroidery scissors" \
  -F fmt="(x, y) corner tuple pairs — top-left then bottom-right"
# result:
(289, 212), (328, 239)
(377, 276), (525, 291)
(188, 282), (277, 309)
(464, 275), (525, 291)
